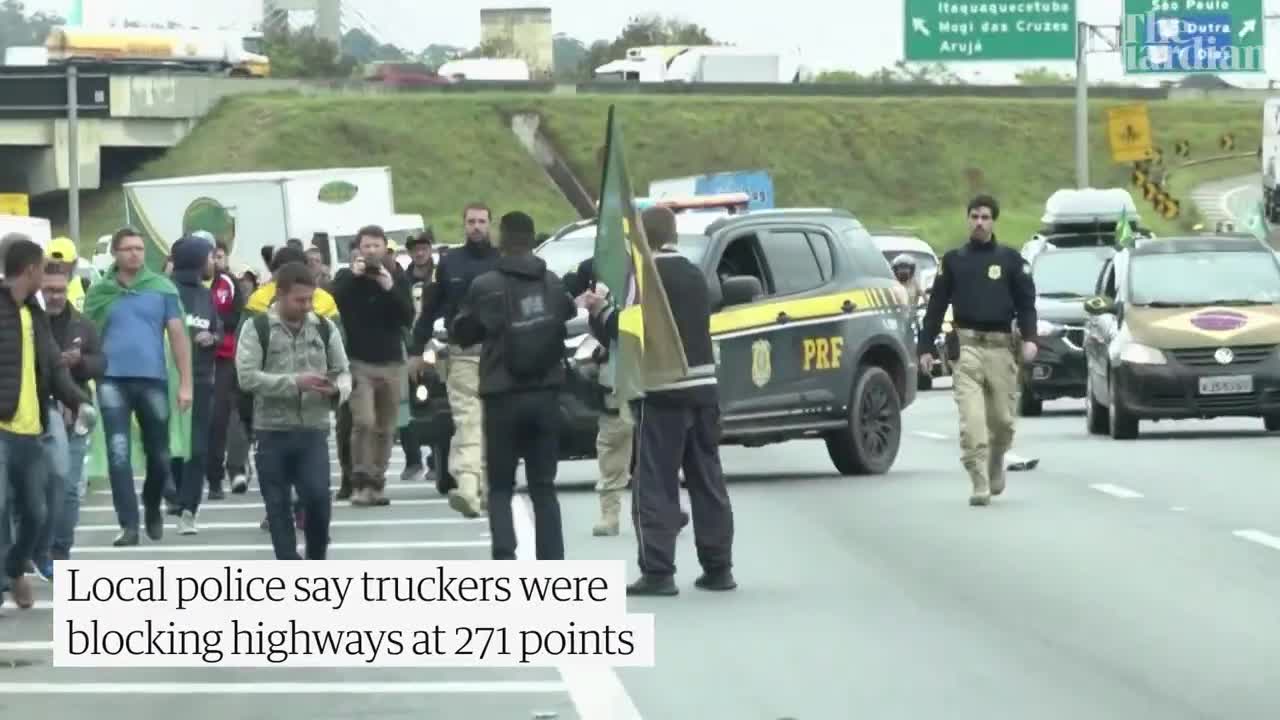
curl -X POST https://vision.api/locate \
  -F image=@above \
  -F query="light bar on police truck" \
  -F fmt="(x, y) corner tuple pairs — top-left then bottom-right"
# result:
(636, 193), (751, 215)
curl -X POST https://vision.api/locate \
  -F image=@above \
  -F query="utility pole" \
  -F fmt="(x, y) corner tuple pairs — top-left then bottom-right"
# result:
(1074, 23), (1121, 190)
(67, 63), (80, 247)
(1074, 21), (1089, 189)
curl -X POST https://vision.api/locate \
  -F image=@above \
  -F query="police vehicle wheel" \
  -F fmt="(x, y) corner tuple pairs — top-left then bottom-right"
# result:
(1108, 371), (1139, 440)
(826, 365), (902, 475)
(1265, 414), (1280, 432)
(1085, 370), (1109, 435)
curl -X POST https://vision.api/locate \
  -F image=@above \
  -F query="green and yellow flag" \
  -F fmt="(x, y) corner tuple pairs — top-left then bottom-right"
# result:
(592, 105), (689, 405)
(1116, 208), (1134, 248)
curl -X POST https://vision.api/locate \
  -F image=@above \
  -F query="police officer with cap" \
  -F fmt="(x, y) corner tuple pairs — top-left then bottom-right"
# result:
(919, 195), (1037, 507)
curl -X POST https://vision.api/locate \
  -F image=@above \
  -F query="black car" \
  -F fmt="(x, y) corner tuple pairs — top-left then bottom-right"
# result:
(1018, 244), (1117, 415)
(411, 207), (919, 480)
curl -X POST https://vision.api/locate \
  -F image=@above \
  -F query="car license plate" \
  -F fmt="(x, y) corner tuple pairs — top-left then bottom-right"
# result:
(1198, 375), (1253, 395)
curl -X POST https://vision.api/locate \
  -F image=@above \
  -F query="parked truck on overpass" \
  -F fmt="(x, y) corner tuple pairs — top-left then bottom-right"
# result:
(44, 27), (270, 77)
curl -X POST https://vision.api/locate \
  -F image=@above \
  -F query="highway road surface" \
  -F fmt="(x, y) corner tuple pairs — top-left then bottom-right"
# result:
(1190, 174), (1260, 228)
(4, 387), (1280, 719)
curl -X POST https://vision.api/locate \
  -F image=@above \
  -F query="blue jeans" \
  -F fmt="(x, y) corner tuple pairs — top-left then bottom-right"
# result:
(0, 429), (49, 581)
(99, 378), (171, 531)
(36, 408), (89, 562)
(256, 429), (331, 560)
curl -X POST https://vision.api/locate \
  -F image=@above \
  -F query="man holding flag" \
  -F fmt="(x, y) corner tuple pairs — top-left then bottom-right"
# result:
(581, 106), (737, 597)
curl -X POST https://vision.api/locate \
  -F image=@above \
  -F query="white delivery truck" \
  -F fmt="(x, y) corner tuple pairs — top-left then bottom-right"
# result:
(1262, 98), (1280, 223)
(122, 167), (423, 274)
(435, 58), (530, 81)
(4, 46), (48, 66)
(595, 46), (812, 83)
(0, 214), (52, 247)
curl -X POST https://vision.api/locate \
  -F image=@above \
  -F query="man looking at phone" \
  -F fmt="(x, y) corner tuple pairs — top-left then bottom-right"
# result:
(237, 262), (351, 560)
(330, 225), (415, 507)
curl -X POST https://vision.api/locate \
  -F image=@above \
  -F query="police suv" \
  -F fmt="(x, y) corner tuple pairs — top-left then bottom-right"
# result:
(531, 204), (918, 475)
(409, 203), (918, 479)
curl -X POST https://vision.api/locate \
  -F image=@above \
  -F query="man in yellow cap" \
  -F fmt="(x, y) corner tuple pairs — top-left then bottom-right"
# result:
(47, 237), (88, 312)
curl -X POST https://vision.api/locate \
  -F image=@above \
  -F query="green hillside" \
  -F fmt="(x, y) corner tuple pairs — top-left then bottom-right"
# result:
(73, 92), (1263, 257)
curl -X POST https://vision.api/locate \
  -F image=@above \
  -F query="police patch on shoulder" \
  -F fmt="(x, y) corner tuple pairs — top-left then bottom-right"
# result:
(988, 264), (1002, 280)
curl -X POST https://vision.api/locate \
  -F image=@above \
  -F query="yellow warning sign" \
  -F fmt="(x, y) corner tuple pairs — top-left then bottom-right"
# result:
(0, 193), (29, 217)
(1107, 104), (1154, 164)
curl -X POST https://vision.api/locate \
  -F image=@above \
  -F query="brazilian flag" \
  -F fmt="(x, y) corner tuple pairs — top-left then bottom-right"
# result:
(592, 105), (689, 406)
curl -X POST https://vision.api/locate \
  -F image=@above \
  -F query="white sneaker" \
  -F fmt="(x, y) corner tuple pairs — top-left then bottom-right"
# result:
(231, 474), (248, 494)
(178, 511), (198, 536)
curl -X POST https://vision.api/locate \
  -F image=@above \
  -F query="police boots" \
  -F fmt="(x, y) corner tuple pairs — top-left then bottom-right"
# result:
(969, 469), (992, 507)
(988, 454), (1007, 497)
(593, 491), (622, 536)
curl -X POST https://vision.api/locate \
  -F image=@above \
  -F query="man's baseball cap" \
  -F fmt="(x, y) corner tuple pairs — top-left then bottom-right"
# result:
(48, 236), (78, 262)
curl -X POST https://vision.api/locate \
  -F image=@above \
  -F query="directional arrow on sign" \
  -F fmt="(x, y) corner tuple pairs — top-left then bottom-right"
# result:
(1239, 19), (1257, 39)
(912, 17), (930, 36)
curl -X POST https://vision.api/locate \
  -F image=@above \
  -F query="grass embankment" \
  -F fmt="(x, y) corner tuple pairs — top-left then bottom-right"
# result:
(72, 93), (1262, 257)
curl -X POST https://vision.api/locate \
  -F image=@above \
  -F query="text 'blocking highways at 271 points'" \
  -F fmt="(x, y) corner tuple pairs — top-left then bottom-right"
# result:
(50, 560), (655, 669)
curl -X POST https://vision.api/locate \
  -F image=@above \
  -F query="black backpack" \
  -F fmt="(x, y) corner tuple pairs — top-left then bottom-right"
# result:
(502, 273), (565, 380)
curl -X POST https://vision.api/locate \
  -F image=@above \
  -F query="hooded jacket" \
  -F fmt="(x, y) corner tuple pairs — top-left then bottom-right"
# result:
(170, 236), (223, 385)
(451, 253), (576, 397)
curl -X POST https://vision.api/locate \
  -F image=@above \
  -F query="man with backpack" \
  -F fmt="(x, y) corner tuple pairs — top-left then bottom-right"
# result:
(236, 261), (350, 560)
(451, 211), (575, 560)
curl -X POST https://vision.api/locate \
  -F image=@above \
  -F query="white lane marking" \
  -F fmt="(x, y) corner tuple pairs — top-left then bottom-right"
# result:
(512, 496), (643, 720)
(1220, 183), (1254, 221)
(70, 541), (488, 555)
(73, 518), (481, 532)
(1, 600), (53, 610)
(1171, 506), (1187, 513)
(78, 499), (448, 512)
(0, 642), (51, 651)
(911, 431), (948, 440)
(1090, 483), (1144, 499)
(1233, 529), (1280, 551)
(0, 682), (569, 694)
(95, 482), (430, 497)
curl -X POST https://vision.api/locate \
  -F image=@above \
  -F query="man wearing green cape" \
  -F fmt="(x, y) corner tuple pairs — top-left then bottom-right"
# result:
(81, 228), (193, 547)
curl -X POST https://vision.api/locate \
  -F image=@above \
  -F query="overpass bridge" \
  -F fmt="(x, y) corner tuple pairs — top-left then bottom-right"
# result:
(0, 63), (306, 197)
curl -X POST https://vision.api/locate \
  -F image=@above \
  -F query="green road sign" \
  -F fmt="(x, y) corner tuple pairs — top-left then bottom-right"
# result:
(1121, 0), (1265, 74)
(903, 0), (1077, 61)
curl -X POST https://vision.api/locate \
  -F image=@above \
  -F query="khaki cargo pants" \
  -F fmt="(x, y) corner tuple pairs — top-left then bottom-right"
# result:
(951, 329), (1017, 500)
(446, 346), (487, 511)
(593, 395), (634, 535)
(350, 360), (406, 500)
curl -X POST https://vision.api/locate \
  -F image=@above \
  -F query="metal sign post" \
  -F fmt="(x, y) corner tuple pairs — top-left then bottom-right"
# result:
(1073, 24), (1122, 190)
(67, 64), (80, 246)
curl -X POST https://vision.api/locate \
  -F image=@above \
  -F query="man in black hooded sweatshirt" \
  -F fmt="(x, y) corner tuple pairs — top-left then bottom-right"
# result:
(451, 211), (575, 560)
(167, 235), (222, 535)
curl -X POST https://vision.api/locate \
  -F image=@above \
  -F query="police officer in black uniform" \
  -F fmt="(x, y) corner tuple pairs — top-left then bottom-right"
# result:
(919, 194), (1038, 506)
